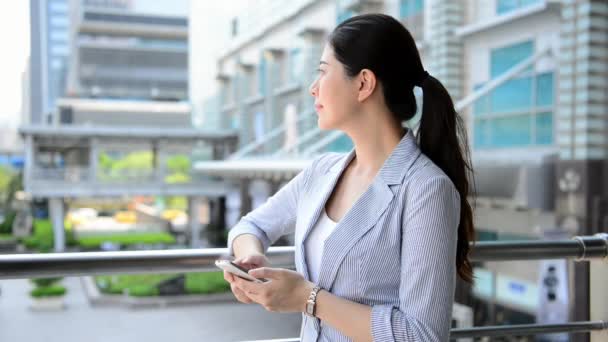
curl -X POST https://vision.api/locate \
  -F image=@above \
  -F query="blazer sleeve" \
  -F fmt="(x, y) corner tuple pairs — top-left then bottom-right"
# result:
(370, 175), (461, 342)
(226, 153), (327, 256)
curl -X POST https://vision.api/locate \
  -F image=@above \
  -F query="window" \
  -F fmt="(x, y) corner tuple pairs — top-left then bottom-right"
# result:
(288, 48), (303, 84)
(336, 0), (356, 24)
(50, 15), (69, 28)
(400, 0), (424, 18)
(474, 40), (555, 148)
(497, 0), (542, 15)
(337, 9), (355, 24)
(49, 1), (68, 13)
(258, 53), (267, 96)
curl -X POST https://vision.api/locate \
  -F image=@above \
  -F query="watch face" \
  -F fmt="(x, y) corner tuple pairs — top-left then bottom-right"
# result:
(306, 302), (314, 314)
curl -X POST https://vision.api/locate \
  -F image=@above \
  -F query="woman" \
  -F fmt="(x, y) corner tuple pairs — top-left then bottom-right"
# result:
(224, 13), (475, 342)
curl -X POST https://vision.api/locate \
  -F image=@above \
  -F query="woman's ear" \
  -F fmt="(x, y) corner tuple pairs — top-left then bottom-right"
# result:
(357, 69), (377, 102)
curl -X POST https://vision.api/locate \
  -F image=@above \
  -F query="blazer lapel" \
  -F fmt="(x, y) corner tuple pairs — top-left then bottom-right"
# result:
(317, 177), (394, 291)
(297, 149), (356, 282)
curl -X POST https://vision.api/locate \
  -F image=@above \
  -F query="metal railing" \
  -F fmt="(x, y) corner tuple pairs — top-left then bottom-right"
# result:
(1, 233), (606, 340)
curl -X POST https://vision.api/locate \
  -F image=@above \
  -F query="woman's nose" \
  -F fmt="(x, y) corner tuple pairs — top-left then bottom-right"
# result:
(309, 81), (317, 97)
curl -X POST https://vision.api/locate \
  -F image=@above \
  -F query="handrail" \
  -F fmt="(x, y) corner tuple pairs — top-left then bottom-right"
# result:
(0, 234), (606, 280)
(241, 321), (608, 341)
(449, 321), (608, 339)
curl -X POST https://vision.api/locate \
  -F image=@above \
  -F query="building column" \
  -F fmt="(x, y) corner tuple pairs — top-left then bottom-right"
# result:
(264, 48), (285, 153)
(154, 139), (167, 183)
(188, 196), (203, 248)
(239, 179), (252, 217)
(556, 2), (608, 341)
(49, 198), (65, 252)
(88, 137), (98, 183)
(427, 0), (464, 100)
(236, 62), (254, 148)
(23, 134), (34, 194)
(298, 28), (327, 134)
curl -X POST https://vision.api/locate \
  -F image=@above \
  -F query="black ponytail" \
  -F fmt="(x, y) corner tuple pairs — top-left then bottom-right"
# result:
(418, 75), (475, 283)
(329, 13), (476, 283)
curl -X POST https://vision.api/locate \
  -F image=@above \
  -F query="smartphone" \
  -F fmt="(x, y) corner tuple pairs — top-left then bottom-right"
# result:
(215, 259), (269, 283)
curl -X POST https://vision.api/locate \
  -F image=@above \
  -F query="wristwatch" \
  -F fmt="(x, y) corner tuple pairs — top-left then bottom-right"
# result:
(305, 285), (322, 317)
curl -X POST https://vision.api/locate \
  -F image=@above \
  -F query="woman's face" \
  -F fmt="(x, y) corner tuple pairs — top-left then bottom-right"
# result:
(309, 44), (359, 130)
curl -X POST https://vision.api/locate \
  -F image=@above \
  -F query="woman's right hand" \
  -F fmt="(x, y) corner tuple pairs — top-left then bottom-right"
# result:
(223, 252), (270, 304)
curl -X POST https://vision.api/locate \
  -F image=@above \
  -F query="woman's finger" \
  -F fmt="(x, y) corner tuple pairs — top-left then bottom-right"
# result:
(231, 283), (254, 304)
(223, 270), (235, 283)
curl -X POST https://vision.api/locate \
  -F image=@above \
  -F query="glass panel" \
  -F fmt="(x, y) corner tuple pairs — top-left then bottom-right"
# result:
(472, 267), (494, 299)
(337, 8), (355, 24)
(497, 0), (541, 15)
(490, 114), (532, 147)
(490, 40), (533, 77)
(473, 83), (491, 116)
(491, 76), (533, 113)
(474, 118), (491, 148)
(258, 54), (267, 96)
(521, 0), (542, 7)
(497, 0), (520, 14)
(536, 72), (554, 107)
(535, 112), (553, 145)
(400, 0), (424, 18)
(289, 48), (303, 84)
(327, 134), (353, 153)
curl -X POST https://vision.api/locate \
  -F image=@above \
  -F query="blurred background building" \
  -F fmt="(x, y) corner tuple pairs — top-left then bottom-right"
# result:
(0, 1), (605, 341)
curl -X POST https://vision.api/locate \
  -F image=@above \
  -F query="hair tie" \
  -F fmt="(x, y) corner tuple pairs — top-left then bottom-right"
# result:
(415, 70), (430, 86)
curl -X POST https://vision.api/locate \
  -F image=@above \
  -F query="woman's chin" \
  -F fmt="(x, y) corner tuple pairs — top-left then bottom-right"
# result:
(317, 118), (334, 131)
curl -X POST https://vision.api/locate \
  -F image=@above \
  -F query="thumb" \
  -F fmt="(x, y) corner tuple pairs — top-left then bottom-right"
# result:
(248, 267), (278, 279)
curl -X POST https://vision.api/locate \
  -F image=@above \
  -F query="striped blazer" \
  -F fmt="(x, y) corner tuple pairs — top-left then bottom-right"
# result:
(227, 129), (461, 342)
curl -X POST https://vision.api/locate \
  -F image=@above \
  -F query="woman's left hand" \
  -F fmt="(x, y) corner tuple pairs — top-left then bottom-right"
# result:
(232, 267), (314, 313)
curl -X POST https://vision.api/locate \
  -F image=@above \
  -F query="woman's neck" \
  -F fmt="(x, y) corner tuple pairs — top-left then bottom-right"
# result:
(346, 119), (406, 179)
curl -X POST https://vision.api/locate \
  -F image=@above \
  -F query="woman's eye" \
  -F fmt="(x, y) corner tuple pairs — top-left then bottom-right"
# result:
(315, 68), (324, 74)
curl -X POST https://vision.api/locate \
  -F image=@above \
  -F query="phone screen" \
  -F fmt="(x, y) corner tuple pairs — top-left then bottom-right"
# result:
(230, 261), (250, 274)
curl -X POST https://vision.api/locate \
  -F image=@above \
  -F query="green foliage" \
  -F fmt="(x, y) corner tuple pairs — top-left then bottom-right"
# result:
(23, 219), (55, 252)
(0, 233), (16, 241)
(77, 232), (176, 249)
(97, 151), (154, 180)
(95, 271), (230, 297)
(164, 172), (190, 184)
(30, 285), (67, 298)
(185, 272), (231, 294)
(0, 166), (12, 194)
(165, 196), (187, 210)
(29, 277), (66, 298)
(127, 284), (159, 297)
(166, 155), (190, 173)
(31, 277), (62, 287)
(0, 211), (16, 234)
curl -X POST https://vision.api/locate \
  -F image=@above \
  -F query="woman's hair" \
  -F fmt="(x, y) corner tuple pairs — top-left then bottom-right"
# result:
(328, 13), (476, 283)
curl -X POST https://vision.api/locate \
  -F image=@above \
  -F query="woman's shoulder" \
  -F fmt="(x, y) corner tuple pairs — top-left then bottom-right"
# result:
(406, 152), (457, 191)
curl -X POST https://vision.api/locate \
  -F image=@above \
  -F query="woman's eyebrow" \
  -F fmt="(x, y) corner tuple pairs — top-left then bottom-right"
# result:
(319, 61), (329, 65)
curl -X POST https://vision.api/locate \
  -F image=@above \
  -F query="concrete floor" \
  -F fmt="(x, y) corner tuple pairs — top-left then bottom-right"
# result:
(0, 277), (302, 342)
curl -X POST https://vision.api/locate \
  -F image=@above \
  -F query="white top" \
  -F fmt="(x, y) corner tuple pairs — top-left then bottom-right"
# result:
(304, 209), (338, 284)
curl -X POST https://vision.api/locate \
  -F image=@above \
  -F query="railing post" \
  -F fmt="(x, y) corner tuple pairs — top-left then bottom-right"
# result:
(590, 240), (608, 342)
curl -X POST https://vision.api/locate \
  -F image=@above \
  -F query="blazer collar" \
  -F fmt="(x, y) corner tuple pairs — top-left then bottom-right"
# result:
(327, 128), (421, 185)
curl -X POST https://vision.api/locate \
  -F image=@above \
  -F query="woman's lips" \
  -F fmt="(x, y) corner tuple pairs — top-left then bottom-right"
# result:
(315, 104), (323, 110)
